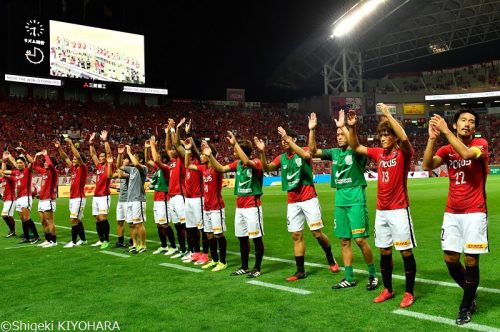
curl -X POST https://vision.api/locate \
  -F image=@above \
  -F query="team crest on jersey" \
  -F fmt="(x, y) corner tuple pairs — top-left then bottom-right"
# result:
(169, 161), (177, 168)
(295, 158), (302, 167)
(345, 154), (353, 166)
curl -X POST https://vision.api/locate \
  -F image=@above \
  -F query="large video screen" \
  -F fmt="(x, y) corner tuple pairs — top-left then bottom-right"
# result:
(49, 20), (145, 84)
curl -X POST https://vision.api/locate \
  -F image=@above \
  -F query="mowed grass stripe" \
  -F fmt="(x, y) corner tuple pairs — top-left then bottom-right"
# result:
(392, 309), (500, 332)
(247, 280), (312, 295)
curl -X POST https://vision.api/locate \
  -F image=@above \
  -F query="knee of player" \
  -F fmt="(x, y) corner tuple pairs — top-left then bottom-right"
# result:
(354, 237), (367, 247)
(400, 249), (413, 257)
(341, 238), (352, 247)
(464, 254), (479, 267)
(292, 231), (304, 241)
(310, 229), (323, 239)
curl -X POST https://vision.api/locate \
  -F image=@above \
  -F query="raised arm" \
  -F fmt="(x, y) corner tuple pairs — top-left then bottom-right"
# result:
(144, 139), (155, 168)
(53, 139), (72, 167)
(101, 130), (112, 157)
(65, 138), (84, 166)
(430, 114), (482, 160)
(377, 103), (411, 154)
(422, 122), (444, 171)
(106, 155), (114, 179)
(227, 131), (258, 170)
(277, 127), (311, 160)
(183, 139), (199, 171)
(347, 111), (368, 156)
(116, 145), (126, 177)
(308, 112), (324, 157)
(126, 145), (139, 167)
(254, 136), (278, 172)
(164, 118), (175, 159)
(89, 133), (100, 167)
(203, 142), (230, 173)
(173, 117), (188, 158)
(150, 136), (166, 168)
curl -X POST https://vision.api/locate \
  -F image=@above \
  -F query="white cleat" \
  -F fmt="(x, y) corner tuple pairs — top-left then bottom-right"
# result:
(37, 240), (50, 247)
(75, 240), (88, 246)
(91, 241), (103, 247)
(42, 241), (57, 248)
(64, 241), (76, 248)
(164, 247), (178, 256)
(153, 247), (168, 255)
(171, 251), (185, 259)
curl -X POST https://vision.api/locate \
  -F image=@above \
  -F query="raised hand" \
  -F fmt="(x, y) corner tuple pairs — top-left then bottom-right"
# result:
(226, 131), (236, 146)
(2, 151), (10, 161)
(376, 103), (390, 116)
(177, 117), (186, 129)
(253, 137), (265, 152)
(107, 155), (113, 164)
(168, 118), (175, 129)
(125, 145), (131, 154)
(150, 135), (156, 146)
(428, 122), (440, 140)
(117, 144), (125, 154)
(52, 139), (60, 148)
(64, 137), (73, 145)
(334, 109), (345, 128)
(100, 130), (108, 141)
(144, 140), (151, 148)
(277, 126), (290, 141)
(185, 119), (192, 134)
(430, 114), (449, 134)
(308, 113), (317, 130)
(183, 138), (193, 150)
(346, 109), (357, 127)
(89, 132), (96, 144)
(201, 143), (212, 156)
(41, 149), (47, 156)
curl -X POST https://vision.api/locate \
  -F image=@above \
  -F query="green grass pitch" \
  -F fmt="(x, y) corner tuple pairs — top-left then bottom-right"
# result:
(0, 177), (499, 331)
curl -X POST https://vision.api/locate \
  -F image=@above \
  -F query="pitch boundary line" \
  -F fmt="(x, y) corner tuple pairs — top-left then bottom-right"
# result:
(159, 262), (203, 273)
(100, 250), (130, 258)
(392, 309), (500, 331)
(247, 280), (311, 295)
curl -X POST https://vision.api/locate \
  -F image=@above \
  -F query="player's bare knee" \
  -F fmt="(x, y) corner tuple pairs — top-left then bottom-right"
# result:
(464, 254), (479, 267)
(443, 251), (460, 264)
(354, 237), (367, 247)
(341, 238), (351, 248)
(310, 229), (323, 239)
(400, 249), (412, 257)
(292, 231), (303, 242)
(380, 247), (392, 256)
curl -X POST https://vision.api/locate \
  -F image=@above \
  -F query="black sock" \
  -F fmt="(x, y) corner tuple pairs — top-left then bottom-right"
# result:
(129, 238), (133, 246)
(3, 216), (14, 232)
(118, 236), (124, 244)
(8, 217), (16, 232)
(403, 254), (417, 294)
(71, 225), (78, 243)
(52, 234), (57, 243)
(446, 261), (465, 288)
(193, 229), (201, 252)
(218, 236), (227, 264)
(209, 237), (218, 262)
(22, 222), (30, 239)
(28, 219), (39, 237)
(166, 226), (176, 248)
(186, 227), (195, 253)
(380, 254), (393, 292)
(320, 244), (336, 265)
(44, 232), (49, 241)
(202, 231), (209, 254)
(77, 222), (86, 241)
(158, 227), (167, 248)
(96, 222), (104, 242)
(295, 256), (305, 273)
(253, 237), (264, 271)
(461, 265), (480, 310)
(238, 237), (250, 270)
(175, 223), (186, 252)
(102, 220), (110, 241)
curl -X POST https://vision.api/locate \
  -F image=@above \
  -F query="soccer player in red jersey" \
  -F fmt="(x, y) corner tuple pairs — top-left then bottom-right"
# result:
(2, 149), (40, 244)
(0, 164), (17, 237)
(255, 127), (338, 282)
(89, 130), (113, 249)
(348, 103), (417, 308)
(423, 110), (488, 325)
(32, 149), (59, 247)
(209, 131), (265, 278)
(54, 138), (88, 248)
(184, 139), (228, 272)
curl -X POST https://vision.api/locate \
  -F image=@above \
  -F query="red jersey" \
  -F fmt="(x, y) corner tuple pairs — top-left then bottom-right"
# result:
(70, 164), (88, 199)
(436, 138), (488, 213)
(271, 154), (316, 204)
(195, 164), (224, 211)
(367, 147), (413, 210)
(34, 156), (58, 200)
(0, 175), (16, 201)
(94, 163), (111, 197)
(185, 157), (203, 198)
(168, 157), (186, 196)
(153, 163), (170, 202)
(12, 168), (32, 198)
(228, 159), (262, 208)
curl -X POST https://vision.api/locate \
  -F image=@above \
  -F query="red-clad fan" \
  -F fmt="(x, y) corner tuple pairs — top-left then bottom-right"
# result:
(0, 163), (17, 237)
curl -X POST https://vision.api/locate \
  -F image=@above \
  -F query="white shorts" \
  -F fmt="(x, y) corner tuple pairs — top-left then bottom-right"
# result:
(38, 200), (56, 213)
(92, 195), (111, 216)
(2, 201), (16, 217)
(441, 212), (488, 254)
(235, 206), (264, 238)
(126, 201), (146, 224)
(16, 196), (32, 212)
(203, 208), (226, 235)
(375, 208), (417, 250)
(168, 194), (186, 224)
(154, 200), (169, 225)
(185, 197), (204, 229)
(69, 198), (86, 220)
(287, 197), (324, 232)
(116, 202), (127, 221)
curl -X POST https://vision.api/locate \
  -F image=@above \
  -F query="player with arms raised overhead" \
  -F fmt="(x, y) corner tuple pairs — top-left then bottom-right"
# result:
(347, 103), (417, 308)
(423, 110), (488, 325)
(0, 162), (17, 238)
(308, 111), (378, 290)
(255, 127), (338, 282)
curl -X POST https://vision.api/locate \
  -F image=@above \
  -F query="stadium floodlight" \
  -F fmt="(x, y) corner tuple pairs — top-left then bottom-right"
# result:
(331, 0), (385, 38)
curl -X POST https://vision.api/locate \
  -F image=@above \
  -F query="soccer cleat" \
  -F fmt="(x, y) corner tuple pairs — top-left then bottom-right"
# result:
(456, 308), (471, 325)
(286, 271), (307, 282)
(42, 241), (57, 248)
(170, 251), (185, 259)
(373, 289), (395, 303)
(164, 247), (178, 256)
(5, 231), (16, 238)
(194, 253), (209, 265)
(137, 247), (147, 253)
(202, 260), (218, 269)
(153, 247), (168, 255)
(64, 241), (77, 248)
(19, 238), (31, 244)
(400, 292), (415, 308)
(191, 252), (201, 261)
(112, 242), (126, 249)
(130, 248), (138, 254)
(366, 276), (379, 291)
(30, 237), (41, 244)
(91, 240), (102, 247)
(332, 279), (357, 289)
(230, 268), (249, 276)
(37, 240), (50, 247)
(211, 262), (228, 272)
(470, 292), (478, 314)
(247, 269), (261, 278)
(100, 241), (109, 249)
(128, 246), (137, 253)
(181, 251), (192, 260)
(76, 240), (87, 246)
(329, 263), (339, 273)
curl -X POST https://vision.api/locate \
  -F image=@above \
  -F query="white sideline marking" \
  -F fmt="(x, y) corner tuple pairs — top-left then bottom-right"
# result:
(392, 309), (500, 332)
(247, 280), (311, 295)
(30, 222), (500, 294)
(100, 250), (129, 258)
(159, 262), (203, 273)
(4, 245), (35, 250)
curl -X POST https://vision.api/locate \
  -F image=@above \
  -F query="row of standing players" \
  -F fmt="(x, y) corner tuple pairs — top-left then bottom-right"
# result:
(0, 103), (489, 326)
